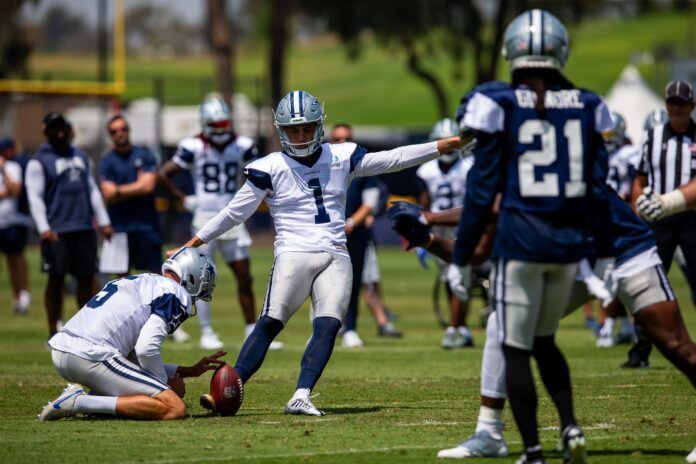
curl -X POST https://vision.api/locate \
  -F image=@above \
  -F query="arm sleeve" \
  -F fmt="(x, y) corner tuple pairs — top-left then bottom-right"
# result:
(353, 142), (440, 177)
(88, 167), (111, 227)
(172, 145), (195, 170)
(26, 159), (50, 234)
(196, 179), (267, 243)
(134, 315), (171, 384)
(452, 131), (503, 265)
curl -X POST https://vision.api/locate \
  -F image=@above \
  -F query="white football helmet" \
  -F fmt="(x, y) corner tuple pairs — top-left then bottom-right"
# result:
(274, 90), (325, 158)
(200, 97), (233, 146)
(162, 247), (217, 303)
(429, 118), (462, 164)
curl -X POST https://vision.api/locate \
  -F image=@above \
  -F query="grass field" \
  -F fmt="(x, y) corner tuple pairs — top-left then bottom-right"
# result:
(1, 245), (695, 463)
(26, 11), (695, 127)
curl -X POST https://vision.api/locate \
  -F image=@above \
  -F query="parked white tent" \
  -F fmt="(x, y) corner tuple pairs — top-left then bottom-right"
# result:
(605, 65), (663, 144)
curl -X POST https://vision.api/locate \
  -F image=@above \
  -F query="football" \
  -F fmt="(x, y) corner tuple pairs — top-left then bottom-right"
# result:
(210, 363), (244, 416)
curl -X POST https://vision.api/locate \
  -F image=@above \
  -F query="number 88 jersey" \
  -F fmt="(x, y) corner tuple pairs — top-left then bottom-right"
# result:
(172, 135), (257, 215)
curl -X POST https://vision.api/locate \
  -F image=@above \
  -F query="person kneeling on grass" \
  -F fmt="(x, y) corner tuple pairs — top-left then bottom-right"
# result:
(39, 248), (224, 421)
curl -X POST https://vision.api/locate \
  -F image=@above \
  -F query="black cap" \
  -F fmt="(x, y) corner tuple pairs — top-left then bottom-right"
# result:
(42, 112), (69, 131)
(665, 80), (694, 103)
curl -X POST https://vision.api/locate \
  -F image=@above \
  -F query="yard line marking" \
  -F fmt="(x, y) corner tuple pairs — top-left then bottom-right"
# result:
(118, 431), (695, 464)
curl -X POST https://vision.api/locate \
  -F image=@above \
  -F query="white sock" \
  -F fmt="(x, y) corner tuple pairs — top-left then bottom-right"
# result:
(475, 405), (503, 439)
(600, 317), (615, 337)
(73, 395), (117, 414)
(292, 388), (310, 400)
(245, 323), (255, 339)
(458, 326), (472, 337)
(446, 326), (457, 335)
(201, 326), (216, 336)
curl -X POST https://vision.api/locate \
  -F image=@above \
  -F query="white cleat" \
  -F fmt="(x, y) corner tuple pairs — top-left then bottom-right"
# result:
(342, 330), (364, 348)
(561, 425), (588, 464)
(199, 328), (224, 350)
(437, 431), (508, 458)
(284, 395), (325, 416)
(687, 446), (696, 464)
(595, 333), (615, 348)
(171, 327), (191, 343)
(38, 384), (85, 421)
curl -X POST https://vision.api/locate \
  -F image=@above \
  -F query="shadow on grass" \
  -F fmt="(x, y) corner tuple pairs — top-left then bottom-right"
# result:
(322, 406), (381, 415)
(546, 448), (688, 459)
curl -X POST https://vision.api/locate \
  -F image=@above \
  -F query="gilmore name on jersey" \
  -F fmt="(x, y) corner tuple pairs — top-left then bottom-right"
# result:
(454, 83), (614, 265)
(196, 141), (440, 256)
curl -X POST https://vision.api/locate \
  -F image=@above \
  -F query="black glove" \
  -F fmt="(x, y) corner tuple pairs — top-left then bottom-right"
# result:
(388, 202), (430, 250)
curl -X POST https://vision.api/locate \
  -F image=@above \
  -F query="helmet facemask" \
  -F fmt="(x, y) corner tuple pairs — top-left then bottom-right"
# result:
(274, 90), (326, 158)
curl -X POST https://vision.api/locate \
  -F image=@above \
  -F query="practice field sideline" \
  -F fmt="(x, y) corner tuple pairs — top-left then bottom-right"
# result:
(1, 246), (694, 463)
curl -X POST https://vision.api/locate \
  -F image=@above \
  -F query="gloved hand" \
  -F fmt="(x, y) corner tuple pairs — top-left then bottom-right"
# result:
(636, 186), (663, 222)
(416, 247), (430, 269)
(578, 258), (616, 307)
(446, 263), (471, 302)
(388, 201), (430, 250)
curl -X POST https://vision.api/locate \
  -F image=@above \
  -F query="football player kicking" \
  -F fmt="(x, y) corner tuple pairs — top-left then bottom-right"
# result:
(158, 97), (281, 351)
(39, 248), (224, 421)
(389, 162), (696, 463)
(170, 89), (463, 416)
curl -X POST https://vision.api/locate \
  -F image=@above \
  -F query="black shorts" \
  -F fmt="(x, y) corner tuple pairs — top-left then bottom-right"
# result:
(41, 230), (98, 276)
(127, 229), (162, 273)
(0, 225), (28, 254)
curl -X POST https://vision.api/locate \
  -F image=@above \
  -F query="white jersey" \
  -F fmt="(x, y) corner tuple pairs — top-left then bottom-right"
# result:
(49, 274), (192, 364)
(417, 157), (473, 212)
(417, 157), (473, 239)
(173, 135), (256, 240)
(607, 144), (641, 199)
(0, 160), (28, 229)
(196, 141), (440, 257)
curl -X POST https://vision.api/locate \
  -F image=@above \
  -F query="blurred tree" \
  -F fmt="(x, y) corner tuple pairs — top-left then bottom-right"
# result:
(0, 0), (34, 79)
(269, 0), (291, 106)
(40, 5), (94, 53)
(125, 4), (203, 57)
(207, 0), (234, 103)
(299, 0), (512, 118)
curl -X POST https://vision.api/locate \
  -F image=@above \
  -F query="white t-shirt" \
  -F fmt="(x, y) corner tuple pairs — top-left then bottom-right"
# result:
(0, 160), (27, 229)
(49, 274), (192, 383)
(196, 141), (440, 257)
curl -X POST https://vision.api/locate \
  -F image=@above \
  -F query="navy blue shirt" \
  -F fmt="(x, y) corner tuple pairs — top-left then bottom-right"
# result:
(346, 176), (379, 219)
(33, 144), (94, 234)
(99, 146), (159, 233)
(453, 82), (614, 265)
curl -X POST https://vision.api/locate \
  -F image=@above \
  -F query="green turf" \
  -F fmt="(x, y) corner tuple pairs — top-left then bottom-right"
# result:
(1, 245), (695, 463)
(25, 11), (694, 127)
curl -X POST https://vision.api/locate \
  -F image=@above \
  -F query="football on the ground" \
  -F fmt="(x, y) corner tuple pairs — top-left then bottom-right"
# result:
(209, 363), (244, 416)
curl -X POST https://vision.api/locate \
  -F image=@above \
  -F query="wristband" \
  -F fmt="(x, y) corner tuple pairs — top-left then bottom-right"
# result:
(661, 189), (687, 217)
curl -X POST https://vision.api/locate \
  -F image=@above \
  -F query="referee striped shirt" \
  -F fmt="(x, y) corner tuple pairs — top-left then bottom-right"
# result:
(637, 119), (696, 194)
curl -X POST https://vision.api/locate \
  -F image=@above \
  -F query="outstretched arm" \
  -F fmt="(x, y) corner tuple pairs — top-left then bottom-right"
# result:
(354, 137), (461, 177)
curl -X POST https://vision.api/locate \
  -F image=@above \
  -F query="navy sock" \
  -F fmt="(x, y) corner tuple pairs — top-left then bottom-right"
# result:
(297, 316), (342, 390)
(234, 316), (283, 383)
(533, 335), (576, 431)
(503, 344), (541, 454)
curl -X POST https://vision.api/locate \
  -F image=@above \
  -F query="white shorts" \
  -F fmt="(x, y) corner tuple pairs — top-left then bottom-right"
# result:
(563, 247), (673, 315)
(261, 251), (352, 325)
(361, 241), (381, 284)
(491, 258), (578, 351)
(51, 350), (169, 397)
(198, 238), (249, 264)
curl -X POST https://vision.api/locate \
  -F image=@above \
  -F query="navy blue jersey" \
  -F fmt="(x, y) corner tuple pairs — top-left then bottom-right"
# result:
(606, 187), (654, 266)
(346, 175), (379, 218)
(453, 82), (614, 264)
(33, 144), (94, 234)
(99, 146), (160, 233)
